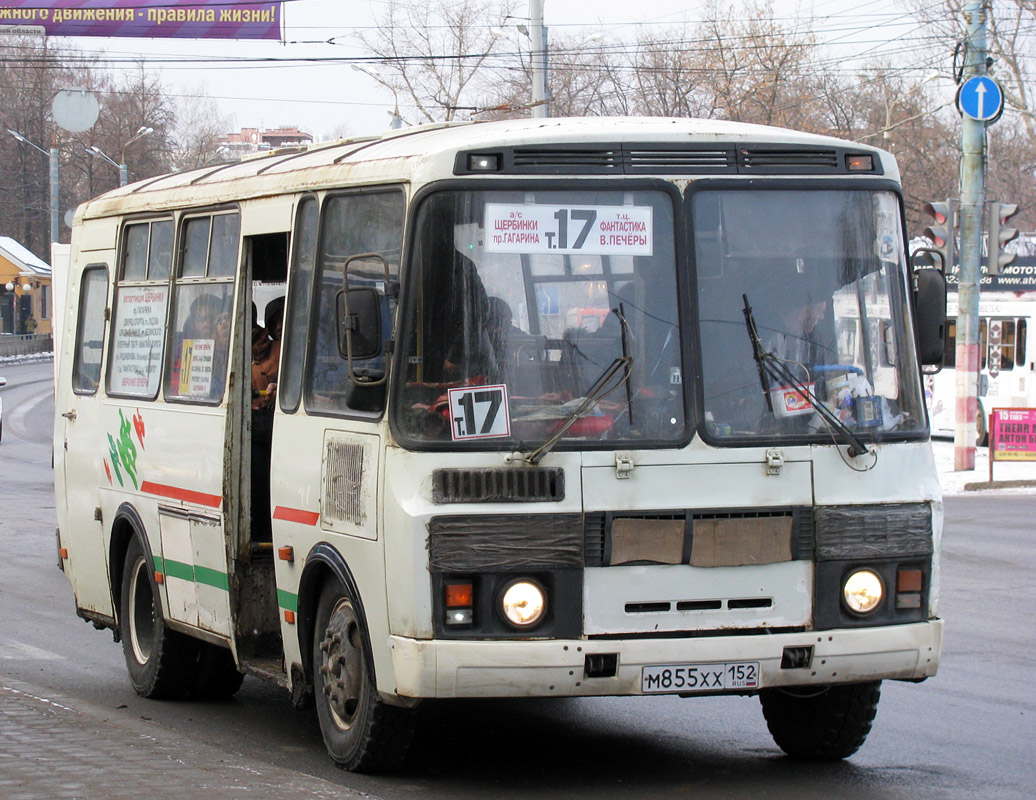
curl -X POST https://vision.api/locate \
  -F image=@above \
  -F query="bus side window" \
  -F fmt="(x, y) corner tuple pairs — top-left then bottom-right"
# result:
(1000, 320), (1016, 371)
(165, 212), (239, 403)
(108, 219), (174, 399)
(306, 190), (403, 416)
(1017, 319), (1027, 368)
(280, 197), (318, 413)
(72, 266), (109, 395)
(943, 318), (956, 368)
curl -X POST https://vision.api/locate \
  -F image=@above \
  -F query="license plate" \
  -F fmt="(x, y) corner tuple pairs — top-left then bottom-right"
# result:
(641, 662), (759, 694)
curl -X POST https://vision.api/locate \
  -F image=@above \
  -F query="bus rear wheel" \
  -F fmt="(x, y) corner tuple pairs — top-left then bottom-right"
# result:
(119, 537), (199, 699)
(976, 409), (989, 447)
(312, 580), (414, 772)
(760, 681), (881, 760)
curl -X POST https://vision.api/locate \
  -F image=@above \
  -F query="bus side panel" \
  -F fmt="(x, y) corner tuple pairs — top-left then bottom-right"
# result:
(133, 405), (231, 636)
(57, 244), (117, 618)
(270, 418), (387, 691)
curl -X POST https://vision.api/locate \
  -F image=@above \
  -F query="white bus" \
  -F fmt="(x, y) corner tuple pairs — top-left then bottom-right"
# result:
(54, 117), (946, 772)
(926, 260), (1036, 443)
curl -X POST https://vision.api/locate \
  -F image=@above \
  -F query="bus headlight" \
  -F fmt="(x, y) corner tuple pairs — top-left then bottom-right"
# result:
(500, 579), (547, 628)
(843, 569), (884, 614)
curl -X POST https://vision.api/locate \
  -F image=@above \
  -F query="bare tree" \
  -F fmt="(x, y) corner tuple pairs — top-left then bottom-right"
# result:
(0, 36), (77, 255)
(167, 89), (234, 172)
(356, 0), (515, 123)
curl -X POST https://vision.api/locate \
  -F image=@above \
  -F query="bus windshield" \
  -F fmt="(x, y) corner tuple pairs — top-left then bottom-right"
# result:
(694, 187), (926, 443)
(397, 187), (686, 447)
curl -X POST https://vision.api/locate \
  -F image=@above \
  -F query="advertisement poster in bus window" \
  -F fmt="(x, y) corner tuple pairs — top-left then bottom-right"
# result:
(177, 339), (215, 398)
(484, 204), (653, 256)
(110, 287), (169, 396)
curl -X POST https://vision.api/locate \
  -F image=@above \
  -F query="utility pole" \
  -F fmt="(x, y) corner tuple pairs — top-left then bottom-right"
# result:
(953, 0), (987, 471)
(530, 0), (548, 118)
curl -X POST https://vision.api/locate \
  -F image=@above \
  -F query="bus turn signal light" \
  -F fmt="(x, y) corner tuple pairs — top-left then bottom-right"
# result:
(846, 154), (873, 171)
(896, 568), (923, 610)
(445, 582), (474, 626)
(445, 583), (473, 608)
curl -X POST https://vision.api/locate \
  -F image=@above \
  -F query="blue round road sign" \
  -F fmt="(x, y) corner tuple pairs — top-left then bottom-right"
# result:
(956, 76), (1004, 122)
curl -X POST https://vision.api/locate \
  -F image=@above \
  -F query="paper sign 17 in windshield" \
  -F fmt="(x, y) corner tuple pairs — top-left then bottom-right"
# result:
(484, 204), (653, 256)
(448, 385), (511, 441)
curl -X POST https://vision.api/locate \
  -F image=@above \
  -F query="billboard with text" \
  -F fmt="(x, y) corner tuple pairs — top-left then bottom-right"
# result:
(0, 1), (281, 40)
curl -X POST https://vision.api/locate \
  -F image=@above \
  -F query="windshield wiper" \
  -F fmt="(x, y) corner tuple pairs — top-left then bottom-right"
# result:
(524, 309), (634, 465)
(742, 294), (870, 458)
(742, 294), (774, 412)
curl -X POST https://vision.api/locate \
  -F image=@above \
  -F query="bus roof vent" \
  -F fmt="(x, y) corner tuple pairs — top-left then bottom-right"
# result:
(511, 147), (622, 173)
(625, 147), (735, 174)
(432, 467), (565, 504)
(739, 147), (841, 173)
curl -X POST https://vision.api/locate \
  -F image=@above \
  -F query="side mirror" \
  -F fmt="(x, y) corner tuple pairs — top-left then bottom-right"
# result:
(337, 287), (383, 362)
(0, 377), (7, 388)
(913, 267), (946, 369)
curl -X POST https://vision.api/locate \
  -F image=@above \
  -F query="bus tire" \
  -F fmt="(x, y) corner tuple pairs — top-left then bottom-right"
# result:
(119, 536), (198, 700)
(976, 409), (988, 447)
(313, 579), (413, 773)
(760, 681), (881, 760)
(192, 643), (245, 700)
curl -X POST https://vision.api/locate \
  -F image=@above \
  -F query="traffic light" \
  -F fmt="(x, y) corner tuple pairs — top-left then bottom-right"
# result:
(988, 201), (1019, 275)
(923, 200), (957, 271)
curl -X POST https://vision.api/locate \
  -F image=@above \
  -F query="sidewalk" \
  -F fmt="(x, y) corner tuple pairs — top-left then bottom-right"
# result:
(930, 438), (1036, 494)
(0, 678), (361, 800)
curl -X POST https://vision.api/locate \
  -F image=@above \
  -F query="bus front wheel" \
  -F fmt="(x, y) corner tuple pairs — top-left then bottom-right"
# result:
(760, 681), (881, 760)
(119, 536), (198, 699)
(313, 579), (414, 772)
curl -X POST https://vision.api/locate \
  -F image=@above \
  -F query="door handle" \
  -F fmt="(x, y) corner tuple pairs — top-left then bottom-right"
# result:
(62, 410), (77, 421)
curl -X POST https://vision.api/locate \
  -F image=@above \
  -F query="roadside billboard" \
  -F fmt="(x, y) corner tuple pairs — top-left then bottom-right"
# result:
(0, 1), (281, 40)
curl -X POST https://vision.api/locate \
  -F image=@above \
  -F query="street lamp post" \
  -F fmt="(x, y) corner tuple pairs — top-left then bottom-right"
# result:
(529, 0), (548, 118)
(350, 65), (404, 130)
(121, 126), (153, 184)
(8, 129), (59, 244)
(88, 126), (153, 187)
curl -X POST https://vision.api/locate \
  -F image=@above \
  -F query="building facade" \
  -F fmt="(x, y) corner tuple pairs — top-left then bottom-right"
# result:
(0, 236), (53, 336)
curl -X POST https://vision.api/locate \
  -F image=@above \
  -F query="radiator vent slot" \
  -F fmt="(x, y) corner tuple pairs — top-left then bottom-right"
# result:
(740, 148), (840, 171)
(512, 147), (621, 172)
(322, 439), (365, 526)
(432, 467), (564, 504)
(625, 147), (734, 173)
(584, 512), (607, 566)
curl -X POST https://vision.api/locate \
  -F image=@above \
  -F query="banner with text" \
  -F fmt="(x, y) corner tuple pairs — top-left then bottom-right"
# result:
(0, 1), (281, 39)
(944, 257), (1036, 293)
(991, 408), (1036, 462)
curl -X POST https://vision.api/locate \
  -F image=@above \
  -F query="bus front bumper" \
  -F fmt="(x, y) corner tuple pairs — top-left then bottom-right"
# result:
(388, 619), (942, 699)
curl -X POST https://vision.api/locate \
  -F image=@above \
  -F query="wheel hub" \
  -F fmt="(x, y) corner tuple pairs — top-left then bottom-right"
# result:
(319, 599), (363, 730)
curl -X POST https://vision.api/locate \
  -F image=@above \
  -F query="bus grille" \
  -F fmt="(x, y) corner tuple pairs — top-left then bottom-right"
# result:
(583, 508), (815, 567)
(455, 143), (879, 176)
(432, 467), (565, 504)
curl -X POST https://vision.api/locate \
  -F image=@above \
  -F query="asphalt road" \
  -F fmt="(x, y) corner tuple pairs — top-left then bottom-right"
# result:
(1, 358), (1033, 799)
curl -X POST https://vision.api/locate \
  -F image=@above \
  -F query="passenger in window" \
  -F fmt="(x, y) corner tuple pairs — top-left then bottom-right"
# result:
(212, 310), (232, 395)
(169, 293), (223, 397)
(252, 297), (283, 410)
(768, 296), (828, 374)
(251, 296), (283, 544)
